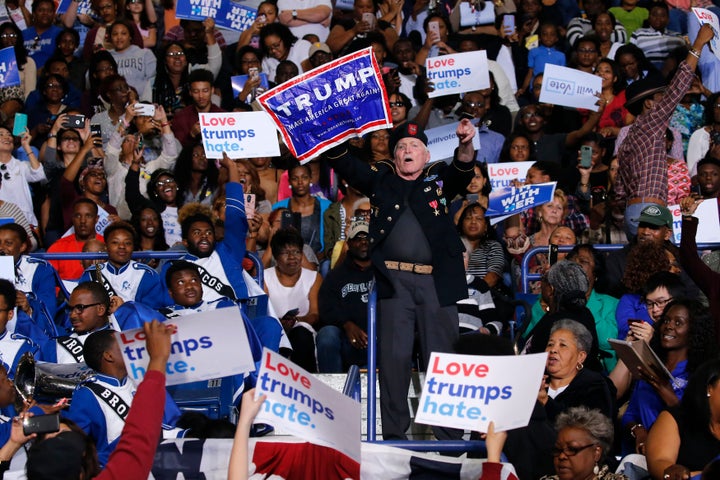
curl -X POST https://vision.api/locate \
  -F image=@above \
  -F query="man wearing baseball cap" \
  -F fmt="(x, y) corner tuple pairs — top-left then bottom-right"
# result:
(308, 42), (333, 68)
(325, 119), (476, 440)
(317, 218), (373, 373)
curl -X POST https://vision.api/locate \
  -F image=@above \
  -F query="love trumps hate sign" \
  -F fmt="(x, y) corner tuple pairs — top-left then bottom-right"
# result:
(416, 352), (547, 432)
(255, 348), (361, 463)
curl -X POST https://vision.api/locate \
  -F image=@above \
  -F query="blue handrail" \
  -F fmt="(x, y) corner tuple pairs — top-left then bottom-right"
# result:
(518, 243), (720, 293)
(364, 284), (491, 456)
(30, 250), (265, 287)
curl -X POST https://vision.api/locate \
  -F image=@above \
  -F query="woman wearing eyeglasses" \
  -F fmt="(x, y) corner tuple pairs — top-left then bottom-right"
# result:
(0, 22), (35, 101)
(264, 227), (322, 372)
(614, 299), (718, 458)
(539, 406), (627, 480)
(388, 92), (411, 130)
(57, 118), (117, 232)
(27, 74), (70, 148)
(153, 42), (191, 118)
(259, 23), (311, 83)
(126, 166), (182, 247)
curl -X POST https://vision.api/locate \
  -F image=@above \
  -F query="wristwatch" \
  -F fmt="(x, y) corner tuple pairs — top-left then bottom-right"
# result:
(292, 9), (298, 19)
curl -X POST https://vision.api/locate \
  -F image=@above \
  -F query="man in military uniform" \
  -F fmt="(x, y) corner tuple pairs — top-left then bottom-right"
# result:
(325, 119), (476, 440)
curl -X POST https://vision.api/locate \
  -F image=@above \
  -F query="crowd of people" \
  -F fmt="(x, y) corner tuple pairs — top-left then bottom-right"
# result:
(0, 0), (717, 477)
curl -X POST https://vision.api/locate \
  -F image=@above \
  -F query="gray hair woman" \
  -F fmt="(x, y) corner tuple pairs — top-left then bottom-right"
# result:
(522, 261), (603, 372)
(540, 320), (616, 422)
(541, 406), (626, 480)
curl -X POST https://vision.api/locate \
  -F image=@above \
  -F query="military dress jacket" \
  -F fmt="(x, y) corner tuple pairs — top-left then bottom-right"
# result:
(326, 146), (474, 306)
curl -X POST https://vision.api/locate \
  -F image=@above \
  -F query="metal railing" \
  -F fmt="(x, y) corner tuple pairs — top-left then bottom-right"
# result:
(30, 250), (265, 286)
(363, 288), (490, 455)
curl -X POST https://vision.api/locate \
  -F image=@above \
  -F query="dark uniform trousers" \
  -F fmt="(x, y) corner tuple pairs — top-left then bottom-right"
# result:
(325, 146), (474, 440)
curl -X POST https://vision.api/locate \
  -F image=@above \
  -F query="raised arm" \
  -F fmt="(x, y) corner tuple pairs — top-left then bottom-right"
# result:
(227, 389), (266, 480)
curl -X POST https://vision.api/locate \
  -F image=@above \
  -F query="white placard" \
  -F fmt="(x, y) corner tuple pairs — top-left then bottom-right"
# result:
(415, 352), (547, 432)
(670, 199), (720, 243)
(539, 64), (602, 112)
(487, 161), (535, 190)
(426, 51), (490, 98)
(426, 121), (481, 164)
(116, 307), (256, 386)
(199, 112), (280, 159)
(0, 256), (13, 282)
(255, 348), (361, 463)
(692, 8), (720, 62)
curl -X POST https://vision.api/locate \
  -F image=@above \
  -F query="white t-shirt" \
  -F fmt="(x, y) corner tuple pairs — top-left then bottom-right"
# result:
(278, 0), (332, 42)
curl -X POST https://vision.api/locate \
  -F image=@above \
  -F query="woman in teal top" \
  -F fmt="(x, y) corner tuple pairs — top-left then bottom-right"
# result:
(528, 244), (619, 372)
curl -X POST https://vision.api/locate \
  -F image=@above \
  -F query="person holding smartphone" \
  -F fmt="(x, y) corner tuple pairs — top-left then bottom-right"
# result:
(574, 133), (610, 214)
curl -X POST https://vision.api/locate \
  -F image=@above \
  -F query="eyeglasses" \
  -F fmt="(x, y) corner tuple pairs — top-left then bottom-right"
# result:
(277, 249), (302, 258)
(522, 112), (541, 119)
(389, 101), (405, 107)
(0, 164), (9, 181)
(462, 101), (484, 108)
(0, 33), (17, 39)
(65, 302), (102, 314)
(645, 297), (672, 310)
(267, 41), (284, 52)
(166, 51), (186, 57)
(551, 444), (596, 457)
(156, 178), (176, 187)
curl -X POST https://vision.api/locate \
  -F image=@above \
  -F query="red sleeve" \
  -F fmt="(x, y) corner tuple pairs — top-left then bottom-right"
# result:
(95, 370), (166, 480)
(478, 462), (519, 480)
(679, 216), (718, 293)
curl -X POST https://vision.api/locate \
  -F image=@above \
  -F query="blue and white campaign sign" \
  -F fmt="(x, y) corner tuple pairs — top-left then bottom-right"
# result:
(176, 0), (257, 32)
(258, 47), (391, 162)
(487, 161), (535, 190)
(426, 51), (490, 98)
(539, 64), (601, 112)
(116, 307), (256, 386)
(692, 8), (720, 61)
(56, 0), (92, 15)
(231, 74), (270, 98)
(670, 199), (720, 244)
(416, 352), (547, 432)
(426, 121), (481, 164)
(255, 348), (362, 462)
(199, 111), (280, 159)
(486, 181), (556, 218)
(0, 47), (20, 88)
